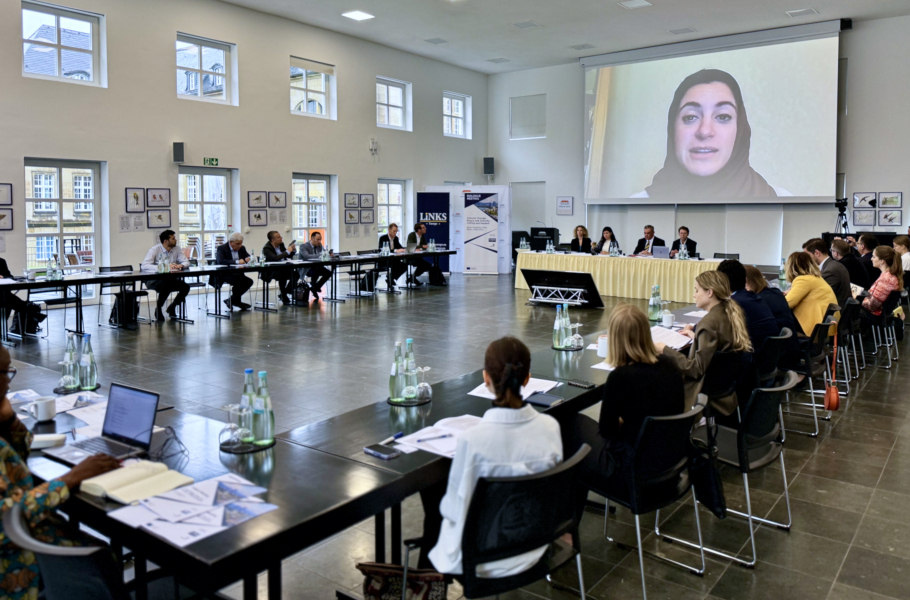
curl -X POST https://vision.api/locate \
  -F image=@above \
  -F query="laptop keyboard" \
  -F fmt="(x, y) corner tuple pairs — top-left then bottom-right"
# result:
(72, 437), (134, 456)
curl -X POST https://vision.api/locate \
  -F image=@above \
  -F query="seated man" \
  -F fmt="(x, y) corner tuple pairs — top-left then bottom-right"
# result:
(378, 223), (408, 289)
(803, 238), (851, 308)
(260, 230), (296, 304)
(716, 259), (780, 353)
(214, 233), (254, 311)
(404, 223), (431, 286)
(297, 231), (332, 299)
(857, 234), (882, 284)
(831, 239), (870, 290)
(670, 226), (697, 258)
(0, 258), (44, 333)
(140, 229), (190, 321)
(632, 225), (665, 255)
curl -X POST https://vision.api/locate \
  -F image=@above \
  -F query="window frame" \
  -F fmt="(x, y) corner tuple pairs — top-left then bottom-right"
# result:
(376, 179), (406, 238)
(21, 0), (103, 87)
(290, 57), (335, 120)
(177, 167), (231, 262)
(291, 174), (331, 249)
(176, 33), (233, 105)
(376, 76), (412, 132)
(443, 91), (472, 140)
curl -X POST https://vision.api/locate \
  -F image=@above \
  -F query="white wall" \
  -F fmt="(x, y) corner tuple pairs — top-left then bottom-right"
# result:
(488, 18), (910, 265)
(0, 0), (488, 274)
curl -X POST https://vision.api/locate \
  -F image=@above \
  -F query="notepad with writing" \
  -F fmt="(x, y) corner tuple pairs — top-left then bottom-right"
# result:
(650, 326), (692, 350)
(82, 461), (194, 504)
(395, 415), (483, 458)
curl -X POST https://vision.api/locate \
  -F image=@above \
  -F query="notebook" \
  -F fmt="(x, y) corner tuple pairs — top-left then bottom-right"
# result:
(81, 460), (193, 504)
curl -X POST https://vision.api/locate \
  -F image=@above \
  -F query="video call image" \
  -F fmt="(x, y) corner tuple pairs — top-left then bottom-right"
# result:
(583, 36), (839, 203)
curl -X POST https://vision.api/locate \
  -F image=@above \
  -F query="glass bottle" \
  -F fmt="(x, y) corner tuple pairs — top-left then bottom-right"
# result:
(648, 285), (661, 321)
(561, 303), (572, 347)
(79, 334), (98, 390)
(389, 342), (404, 402)
(553, 305), (563, 348)
(252, 371), (275, 446)
(60, 332), (80, 391)
(403, 339), (418, 400)
(239, 368), (257, 443)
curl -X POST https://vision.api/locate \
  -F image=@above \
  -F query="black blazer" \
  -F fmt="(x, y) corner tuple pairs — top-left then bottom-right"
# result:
(859, 252), (881, 285)
(215, 242), (250, 266)
(838, 254), (870, 290)
(633, 236), (666, 255)
(261, 242), (292, 262)
(571, 238), (592, 253)
(0, 258), (11, 279)
(820, 257), (852, 308)
(378, 234), (403, 251)
(671, 239), (697, 256)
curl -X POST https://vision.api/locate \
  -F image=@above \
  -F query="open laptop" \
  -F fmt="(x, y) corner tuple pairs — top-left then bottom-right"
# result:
(652, 246), (670, 259)
(43, 383), (160, 465)
(406, 242), (418, 253)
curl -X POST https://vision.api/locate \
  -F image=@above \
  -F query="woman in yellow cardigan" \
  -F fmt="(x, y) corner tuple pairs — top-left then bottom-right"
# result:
(783, 251), (838, 335)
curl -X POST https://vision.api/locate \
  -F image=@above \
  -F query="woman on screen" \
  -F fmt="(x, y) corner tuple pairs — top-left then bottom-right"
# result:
(634, 69), (791, 198)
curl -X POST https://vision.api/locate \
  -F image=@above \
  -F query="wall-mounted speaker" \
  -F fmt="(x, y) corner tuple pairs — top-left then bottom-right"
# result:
(483, 157), (494, 175)
(173, 142), (185, 164)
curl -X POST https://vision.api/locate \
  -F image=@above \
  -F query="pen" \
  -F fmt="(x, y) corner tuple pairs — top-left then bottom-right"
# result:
(417, 433), (453, 443)
(380, 432), (404, 445)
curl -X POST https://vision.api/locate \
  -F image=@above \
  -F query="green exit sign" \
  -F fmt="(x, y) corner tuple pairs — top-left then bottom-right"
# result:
(203, 157), (219, 166)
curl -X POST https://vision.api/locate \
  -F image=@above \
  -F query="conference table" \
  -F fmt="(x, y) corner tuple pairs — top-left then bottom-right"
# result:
(515, 251), (721, 302)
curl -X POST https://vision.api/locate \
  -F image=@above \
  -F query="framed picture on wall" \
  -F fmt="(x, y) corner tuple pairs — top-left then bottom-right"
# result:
(0, 184), (11, 206)
(360, 209), (374, 224)
(360, 193), (375, 208)
(147, 210), (171, 228)
(0, 209), (12, 231)
(853, 192), (876, 208)
(879, 192), (903, 208)
(345, 209), (359, 224)
(125, 188), (145, 213)
(853, 210), (875, 226)
(879, 210), (903, 227)
(146, 188), (171, 207)
(344, 193), (360, 208)
(248, 191), (267, 208)
(249, 210), (268, 226)
(268, 191), (287, 208)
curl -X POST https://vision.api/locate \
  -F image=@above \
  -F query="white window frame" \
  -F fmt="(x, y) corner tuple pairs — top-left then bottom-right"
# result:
(377, 179), (406, 237)
(376, 77), (412, 132)
(178, 167), (231, 261)
(21, 1), (104, 87)
(290, 57), (335, 120)
(443, 91), (472, 140)
(176, 33), (234, 106)
(291, 174), (331, 248)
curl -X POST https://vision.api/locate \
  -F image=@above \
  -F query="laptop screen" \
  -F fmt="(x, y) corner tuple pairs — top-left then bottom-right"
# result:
(101, 383), (160, 449)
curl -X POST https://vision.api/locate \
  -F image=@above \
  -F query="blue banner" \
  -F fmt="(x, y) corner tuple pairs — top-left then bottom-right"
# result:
(416, 192), (450, 272)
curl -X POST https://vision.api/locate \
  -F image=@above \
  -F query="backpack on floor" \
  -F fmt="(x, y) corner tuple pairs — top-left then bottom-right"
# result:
(109, 292), (140, 326)
(428, 266), (448, 286)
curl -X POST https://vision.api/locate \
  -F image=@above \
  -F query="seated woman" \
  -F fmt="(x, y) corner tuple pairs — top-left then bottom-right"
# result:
(0, 346), (120, 598)
(420, 336), (563, 578)
(656, 271), (752, 416)
(744, 265), (800, 367)
(782, 251), (838, 337)
(892, 235), (910, 272)
(566, 304), (684, 506)
(592, 227), (620, 255)
(860, 245), (904, 338)
(571, 226), (592, 253)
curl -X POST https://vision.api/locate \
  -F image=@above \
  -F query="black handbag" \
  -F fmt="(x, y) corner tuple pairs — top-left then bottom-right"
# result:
(428, 266), (447, 286)
(688, 435), (726, 519)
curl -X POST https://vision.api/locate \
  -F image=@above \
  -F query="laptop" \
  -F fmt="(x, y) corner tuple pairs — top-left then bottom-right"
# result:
(43, 383), (160, 465)
(406, 242), (418, 253)
(652, 246), (670, 259)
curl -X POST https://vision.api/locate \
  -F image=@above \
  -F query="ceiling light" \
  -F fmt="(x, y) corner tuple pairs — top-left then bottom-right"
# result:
(786, 8), (818, 17)
(618, 0), (652, 9)
(668, 27), (697, 35)
(569, 43), (596, 50)
(487, 58), (510, 63)
(424, 37), (449, 44)
(510, 21), (541, 29)
(342, 10), (374, 21)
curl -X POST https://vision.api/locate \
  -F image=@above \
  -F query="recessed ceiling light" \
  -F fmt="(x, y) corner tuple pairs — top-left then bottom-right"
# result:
(424, 37), (449, 44)
(342, 10), (374, 21)
(668, 27), (697, 35)
(487, 57), (510, 63)
(569, 43), (596, 50)
(618, 0), (652, 9)
(511, 21), (541, 29)
(786, 7), (818, 17)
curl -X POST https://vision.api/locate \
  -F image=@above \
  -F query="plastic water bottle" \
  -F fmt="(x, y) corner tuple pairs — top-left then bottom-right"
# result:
(239, 368), (257, 443)
(403, 339), (418, 400)
(252, 371), (275, 446)
(553, 305), (563, 348)
(79, 334), (97, 390)
(389, 342), (405, 402)
(648, 285), (661, 321)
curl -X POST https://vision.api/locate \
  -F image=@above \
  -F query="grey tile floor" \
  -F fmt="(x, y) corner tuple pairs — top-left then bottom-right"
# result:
(8, 274), (910, 600)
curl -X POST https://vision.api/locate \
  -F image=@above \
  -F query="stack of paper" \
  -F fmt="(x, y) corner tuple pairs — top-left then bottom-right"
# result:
(467, 378), (558, 401)
(650, 326), (692, 350)
(684, 310), (709, 318)
(396, 415), (483, 458)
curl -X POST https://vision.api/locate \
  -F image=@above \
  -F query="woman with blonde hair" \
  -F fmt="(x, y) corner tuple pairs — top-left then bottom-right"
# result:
(783, 251), (838, 336)
(657, 270), (751, 415)
(567, 303), (684, 505)
(571, 225), (592, 253)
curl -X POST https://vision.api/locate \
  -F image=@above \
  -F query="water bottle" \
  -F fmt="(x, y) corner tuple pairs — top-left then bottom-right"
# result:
(259, 252), (266, 266)
(779, 258), (787, 281)
(61, 332), (80, 391)
(403, 339), (418, 400)
(561, 303), (572, 346)
(553, 305), (563, 348)
(79, 334), (97, 390)
(252, 371), (275, 446)
(239, 368), (257, 443)
(389, 342), (404, 402)
(648, 285), (661, 321)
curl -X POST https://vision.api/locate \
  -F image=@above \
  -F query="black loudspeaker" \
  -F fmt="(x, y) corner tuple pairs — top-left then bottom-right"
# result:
(483, 157), (494, 175)
(173, 142), (185, 164)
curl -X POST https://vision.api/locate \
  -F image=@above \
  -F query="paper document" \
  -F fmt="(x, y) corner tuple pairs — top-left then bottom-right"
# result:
(8, 390), (41, 405)
(651, 326), (692, 350)
(591, 362), (615, 372)
(396, 414), (484, 458)
(467, 378), (557, 401)
(850, 283), (865, 298)
(142, 520), (227, 548)
(586, 344), (598, 350)
(684, 310), (708, 318)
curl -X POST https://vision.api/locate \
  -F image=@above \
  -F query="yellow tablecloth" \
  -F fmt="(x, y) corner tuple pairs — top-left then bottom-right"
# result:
(515, 252), (719, 303)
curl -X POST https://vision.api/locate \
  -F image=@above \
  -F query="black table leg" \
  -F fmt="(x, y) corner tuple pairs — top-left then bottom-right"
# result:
(173, 295), (195, 324)
(376, 260), (400, 295)
(268, 562), (281, 600)
(255, 277), (278, 312)
(207, 282), (230, 319)
(243, 574), (257, 600)
(0, 293), (15, 348)
(323, 264), (345, 303)
(391, 503), (402, 565)
(64, 285), (84, 335)
(134, 553), (148, 600)
(374, 510), (386, 563)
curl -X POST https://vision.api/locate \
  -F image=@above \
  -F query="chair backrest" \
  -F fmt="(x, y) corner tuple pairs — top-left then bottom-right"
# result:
(838, 298), (861, 334)
(338, 251), (351, 257)
(459, 444), (590, 596)
(358, 249), (381, 255)
(690, 252), (700, 259)
(755, 327), (792, 383)
(99, 265), (132, 274)
(804, 318), (836, 364)
(701, 351), (743, 399)
(714, 253), (740, 259)
(736, 371), (800, 472)
(883, 290), (902, 316)
(823, 303), (841, 323)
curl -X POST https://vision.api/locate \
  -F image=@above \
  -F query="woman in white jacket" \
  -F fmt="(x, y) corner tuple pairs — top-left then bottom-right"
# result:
(418, 336), (563, 578)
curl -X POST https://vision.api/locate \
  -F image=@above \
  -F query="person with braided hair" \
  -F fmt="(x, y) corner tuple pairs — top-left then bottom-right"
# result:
(419, 336), (563, 578)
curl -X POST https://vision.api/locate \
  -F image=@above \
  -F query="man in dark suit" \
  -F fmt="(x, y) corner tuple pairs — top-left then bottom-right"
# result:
(261, 231), (296, 304)
(404, 223), (431, 286)
(803, 238), (851, 307)
(717, 260), (779, 353)
(857, 234), (881, 284)
(378, 223), (408, 289)
(633, 225), (665, 255)
(670, 226), (697, 258)
(214, 233), (254, 311)
(297, 231), (332, 299)
(831, 239), (871, 290)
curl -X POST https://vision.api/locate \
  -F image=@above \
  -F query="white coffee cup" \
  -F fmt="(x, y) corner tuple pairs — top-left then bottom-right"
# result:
(597, 335), (609, 358)
(25, 270), (36, 281)
(662, 312), (674, 328)
(27, 397), (57, 422)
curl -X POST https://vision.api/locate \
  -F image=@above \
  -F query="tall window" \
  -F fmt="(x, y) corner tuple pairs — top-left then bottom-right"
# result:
(178, 169), (229, 260)
(376, 77), (411, 131)
(290, 57), (334, 118)
(443, 92), (471, 139)
(176, 34), (232, 103)
(292, 175), (329, 247)
(73, 174), (91, 211)
(21, 1), (101, 85)
(377, 179), (405, 237)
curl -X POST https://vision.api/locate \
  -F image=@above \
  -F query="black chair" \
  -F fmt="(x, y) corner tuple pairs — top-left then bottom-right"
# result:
(557, 243), (571, 252)
(27, 275), (84, 339)
(782, 318), (837, 437)
(865, 290), (901, 368)
(754, 328), (793, 388)
(681, 371), (799, 568)
(95, 265), (150, 328)
(402, 445), (591, 600)
(185, 259), (208, 309)
(837, 299), (863, 378)
(701, 351), (743, 416)
(713, 253), (739, 260)
(349, 249), (381, 297)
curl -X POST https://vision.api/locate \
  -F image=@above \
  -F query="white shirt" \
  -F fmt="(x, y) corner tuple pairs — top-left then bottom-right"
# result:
(428, 404), (563, 578)
(140, 243), (189, 273)
(902, 252), (910, 271)
(819, 257), (828, 271)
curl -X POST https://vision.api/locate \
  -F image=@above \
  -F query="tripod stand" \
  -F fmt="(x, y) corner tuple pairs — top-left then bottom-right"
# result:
(834, 210), (850, 235)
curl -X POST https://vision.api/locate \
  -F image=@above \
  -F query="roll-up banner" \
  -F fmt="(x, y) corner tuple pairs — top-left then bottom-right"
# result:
(464, 192), (499, 274)
(416, 192), (450, 272)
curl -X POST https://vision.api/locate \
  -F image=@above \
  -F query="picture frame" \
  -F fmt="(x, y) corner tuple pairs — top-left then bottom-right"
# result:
(249, 209), (268, 226)
(0, 184), (11, 206)
(853, 209), (875, 226)
(344, 209), (359, 224)
(360, 193), (375, 208)
(853, 193), (876, 208)
(360, 209), (374, 224)
(146, 188), (171, 208)
(344, 193), (360, 208)
(248, 191), (267, 208)
(0, 209), (12, 231)
(879, 209), (903, 227)
(268, 191), (287, 208)
(125, 188), (145, 213)
(147, 209), (171, 228)
(878, 192), (903, 208)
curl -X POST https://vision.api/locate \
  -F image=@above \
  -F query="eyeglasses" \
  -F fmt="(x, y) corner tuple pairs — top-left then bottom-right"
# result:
(0, 367), (17, 382)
